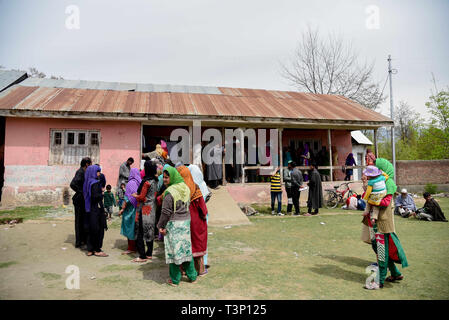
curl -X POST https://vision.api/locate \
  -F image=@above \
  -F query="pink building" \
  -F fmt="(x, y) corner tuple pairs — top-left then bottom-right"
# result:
(0, 73), (392, 206)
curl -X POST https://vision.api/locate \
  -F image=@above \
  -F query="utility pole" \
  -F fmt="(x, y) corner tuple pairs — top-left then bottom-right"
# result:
(388, 55), (396, 184)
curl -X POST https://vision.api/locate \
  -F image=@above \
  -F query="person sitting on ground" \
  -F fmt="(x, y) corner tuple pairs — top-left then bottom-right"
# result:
(103, 184), (116, 220)
(412, 192), (448, 222)
(394, 189), (417, 218)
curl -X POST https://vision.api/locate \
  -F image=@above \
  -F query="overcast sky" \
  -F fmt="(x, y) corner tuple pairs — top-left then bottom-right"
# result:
(1, 0), (448, 119)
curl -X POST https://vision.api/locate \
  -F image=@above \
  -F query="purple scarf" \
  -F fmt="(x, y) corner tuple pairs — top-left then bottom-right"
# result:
(125, 168), (142, 208)
(83, 164), (101, 212)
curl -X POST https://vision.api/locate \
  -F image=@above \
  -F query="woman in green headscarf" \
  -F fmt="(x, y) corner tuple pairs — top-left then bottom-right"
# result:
(157, 165), (198, 286)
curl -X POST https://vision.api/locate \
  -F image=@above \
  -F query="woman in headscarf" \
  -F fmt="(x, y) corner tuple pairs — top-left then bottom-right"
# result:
(360, 154), (408, 289)
(131, 160), (158, 263)
(157, 166), (197, 287)
(344, 153), (357, 181)
(118, 168), (141, 255)
(83, 164), (108, 257)
(188, 164), (211, 268)
(177, 165), (208, 276)
(301, 143), (311, 182)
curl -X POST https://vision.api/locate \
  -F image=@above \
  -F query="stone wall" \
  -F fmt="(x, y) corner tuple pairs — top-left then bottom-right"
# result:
(396, 160), (449, 193)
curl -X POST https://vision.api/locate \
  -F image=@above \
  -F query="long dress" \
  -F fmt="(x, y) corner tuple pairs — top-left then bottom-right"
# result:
(120, 195), (136, 240)
(87, 182), (107, 253)
(307, 168), (323, 212)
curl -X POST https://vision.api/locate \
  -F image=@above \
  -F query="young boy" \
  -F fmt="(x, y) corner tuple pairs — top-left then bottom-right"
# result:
(103, 185), (116, 220)
(116, 183), (126, 211)
(270, 167), (284, 216)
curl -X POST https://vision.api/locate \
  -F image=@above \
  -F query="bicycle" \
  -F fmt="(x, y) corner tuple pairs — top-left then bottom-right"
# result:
(324, 182), (357, 209)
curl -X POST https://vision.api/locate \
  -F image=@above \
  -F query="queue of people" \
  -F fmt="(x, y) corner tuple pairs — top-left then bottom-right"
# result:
(69, 144), (212, 286)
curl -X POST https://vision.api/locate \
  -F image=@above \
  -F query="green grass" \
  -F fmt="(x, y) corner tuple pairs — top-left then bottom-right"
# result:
(199, 197), (449, 299)
(0, 261), (18, 269)
(0, 206), (54, 221)
(36, 272), (62, 281)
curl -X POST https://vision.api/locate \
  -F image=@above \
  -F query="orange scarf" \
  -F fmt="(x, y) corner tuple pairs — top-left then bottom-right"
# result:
(176, 165), (203, 202)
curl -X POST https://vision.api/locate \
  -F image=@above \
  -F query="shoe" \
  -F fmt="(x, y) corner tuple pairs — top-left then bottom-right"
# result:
(271, 211), (276, 215)
(277, 213), (285, 216)
(199, 269), (208, 277)
(293, 213), (300, 216)
(303, 213), (312, 216)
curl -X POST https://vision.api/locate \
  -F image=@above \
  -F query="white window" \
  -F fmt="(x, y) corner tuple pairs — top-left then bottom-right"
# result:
(49, 129), (100, 165)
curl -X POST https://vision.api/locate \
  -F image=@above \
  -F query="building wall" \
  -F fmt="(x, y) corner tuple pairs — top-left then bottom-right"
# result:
(282, 129), (353, 180)
(351, 144), (367, 181)
(396, 160), (449, 191)
(2, 117), (141, 206)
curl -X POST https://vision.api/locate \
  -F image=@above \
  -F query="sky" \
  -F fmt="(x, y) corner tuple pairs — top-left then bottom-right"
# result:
(0, 0), (448, 120)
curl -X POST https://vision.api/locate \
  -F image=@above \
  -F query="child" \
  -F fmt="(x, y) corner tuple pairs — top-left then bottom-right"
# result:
(103, 185), (116, 220)
(362, 165), (388, 221)
(270, 167), (284, 216)
(116, 183), (126, 211)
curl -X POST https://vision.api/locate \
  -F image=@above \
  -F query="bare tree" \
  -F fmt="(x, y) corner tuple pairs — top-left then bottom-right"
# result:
(281, 26), (386, 110)
(27, 67), (46, 78)
(394, 101), (420, 143)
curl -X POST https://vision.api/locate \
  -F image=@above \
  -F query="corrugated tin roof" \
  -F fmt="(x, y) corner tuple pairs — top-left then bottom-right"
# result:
(0, 70), (27, 92)
(351, 130), (373, 145)
(0, 77), (393, 125)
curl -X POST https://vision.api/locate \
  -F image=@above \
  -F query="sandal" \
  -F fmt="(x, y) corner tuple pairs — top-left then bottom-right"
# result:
(386, 275), (404, 282)
(132, 257), (148, 263)
(121, 250), (135, 255)
(94, 251), (108, 257)
(166, 278), (179, 287)
(146, 256), (153, 260)
(86, 252), (94, 256)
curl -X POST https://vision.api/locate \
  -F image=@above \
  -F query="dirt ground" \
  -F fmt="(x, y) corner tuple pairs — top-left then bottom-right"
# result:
(0, 216), (209, 300)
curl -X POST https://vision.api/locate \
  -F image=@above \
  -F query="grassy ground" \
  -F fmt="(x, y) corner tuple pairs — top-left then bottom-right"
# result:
(0, 198), (448, 299)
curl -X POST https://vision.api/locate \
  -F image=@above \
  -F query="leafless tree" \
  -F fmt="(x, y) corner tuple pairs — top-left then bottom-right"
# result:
(394, 101), (420, 143)
(281, 26), (386, 110)
(27, 67), (46, 78)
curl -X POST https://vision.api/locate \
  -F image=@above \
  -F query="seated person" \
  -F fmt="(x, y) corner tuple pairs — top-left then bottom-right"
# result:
(394, 188), (417, 218)
(413, 192), (448, 222)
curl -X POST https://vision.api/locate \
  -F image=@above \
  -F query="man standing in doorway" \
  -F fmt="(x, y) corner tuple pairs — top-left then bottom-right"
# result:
(117, 157), (134, 189)
(70, 157), (92, 248)
(289, 161), (303, 216)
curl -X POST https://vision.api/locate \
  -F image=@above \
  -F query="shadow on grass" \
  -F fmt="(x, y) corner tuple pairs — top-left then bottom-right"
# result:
(64, 234), (76, 247)
(113, 239), (128, 250)
(309, 264), (366, 284)
(137, 263), (168, 285)
(321, 255), (374, 268)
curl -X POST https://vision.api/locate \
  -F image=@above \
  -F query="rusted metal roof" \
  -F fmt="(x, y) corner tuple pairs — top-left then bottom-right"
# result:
(0, 80), (393, 126)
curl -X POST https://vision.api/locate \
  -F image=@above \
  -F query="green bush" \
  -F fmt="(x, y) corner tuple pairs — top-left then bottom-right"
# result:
(424, 183), (438, 194)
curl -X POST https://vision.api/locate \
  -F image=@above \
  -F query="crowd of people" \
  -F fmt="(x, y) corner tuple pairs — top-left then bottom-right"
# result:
(69, 144), (212, 287)
(69, 140), (446, 291)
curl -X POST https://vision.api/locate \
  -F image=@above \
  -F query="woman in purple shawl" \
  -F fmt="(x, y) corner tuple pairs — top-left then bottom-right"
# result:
(83, 165), (108, 257)
(301, 143), (311, 182)
(118, 168), (142, 255)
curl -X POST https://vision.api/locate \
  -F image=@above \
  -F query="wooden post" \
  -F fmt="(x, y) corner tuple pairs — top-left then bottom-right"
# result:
(188, 124), (193, 164)
(222, 127), (226, 186)
(241, 128), (245, 185)
(328, 129), (333, 182)
(374, 128), (378, 158)
(279, 128), (283, 184)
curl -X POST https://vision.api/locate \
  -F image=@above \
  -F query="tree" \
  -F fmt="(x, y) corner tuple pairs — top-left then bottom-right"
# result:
(281, 26), (386, 110)
(27, 67), (46, 78)
(394, 101), (421, 144)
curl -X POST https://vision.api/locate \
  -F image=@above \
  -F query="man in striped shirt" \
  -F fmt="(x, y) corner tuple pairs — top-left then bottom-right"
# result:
(271, 167), (284, 216)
